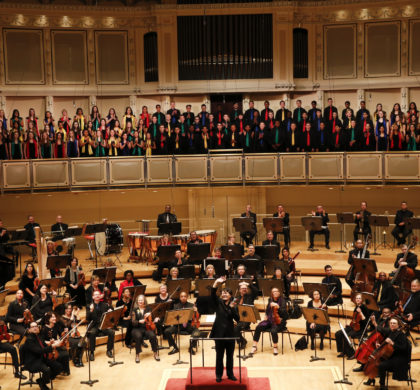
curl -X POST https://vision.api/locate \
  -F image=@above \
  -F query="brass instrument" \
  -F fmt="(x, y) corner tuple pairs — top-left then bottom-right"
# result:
(358, 210), (364, 234)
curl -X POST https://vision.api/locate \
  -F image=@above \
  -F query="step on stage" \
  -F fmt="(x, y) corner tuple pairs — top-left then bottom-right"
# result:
(165, 367), (270, 390)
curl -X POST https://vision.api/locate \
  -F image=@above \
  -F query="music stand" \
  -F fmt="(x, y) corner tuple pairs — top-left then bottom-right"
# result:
(65, 226), (83, 238)
(0, 289), (8, 306)
(237, 304), (261, 358)
(302, 283), (330, 300)
(179, 265), (196, 279)
(123, 285), (146, 304)
(334, 322), (353, 386)
(225, 279), (252, 293)
(262, 217), (284, 233)
(8, 229), (28, 280)
(221, 245), (244, 261)
(336, 213), (354, 253)
(80, 320), (98, 387)
(255, 245), (279, 260)
(263, 259), (281, 275)
(301, 217), (323, 251)
(46, 255), (71, 272)
(39, 277), (65, 292)
(92, 266), (117, 284)
(195, 279), (221, 296)
(232, 218), (253, 235)
(157, 245), (180, 262)
(164, 308), (193, 365)
(353, 258), (377, 280)
(188, 243), (211, 264)
(203, 258), (228, 277)
(231, 259), (260, 277)
(360, 292), (379, 312)
(84, 223), (107, 267)
(159, 222), (182, 236)
(301, 307), (329, 362)
(257, 278), (284, 297)
(368, 215), (389, 255)
(167, 279), (192, 299)
(100, 306), (125, 367)
(405, 218), (420, 236)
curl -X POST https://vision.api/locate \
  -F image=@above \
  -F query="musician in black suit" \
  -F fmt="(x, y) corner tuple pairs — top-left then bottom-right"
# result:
(157, 204), (177, 235)
(353, 201), (372, 242)
(309, 205), (330, 249)
(6, 290), (27, 336)
(233, 280), (258, 349)
(50, 215), (68, 242)
(211, 276), (240, 382)
(24, 215), (41, 244)
(243, 244), (263, 276)
(322, 265), (343, 306)
(392, 201), (414, 245)
(273, 205), (290, 248)
(345, 239), (370, 288)
(86, 291), (115, 361)
(262, 230), (280, 248)
(393, 244), (418, 271)
(402, 279), (420, 327)
(373, 272), (398, 311)
(240, 205), (257, 246)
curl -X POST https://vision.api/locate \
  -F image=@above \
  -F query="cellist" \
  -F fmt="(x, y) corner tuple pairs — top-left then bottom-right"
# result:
(393, 244), (418, 272)
(335, 293), (369, 359)
(250, 287), (288, 356)
(364, 318), (410, 389)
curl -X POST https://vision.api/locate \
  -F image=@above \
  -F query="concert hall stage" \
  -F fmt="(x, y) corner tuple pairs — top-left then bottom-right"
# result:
(165, 367), (270, 390)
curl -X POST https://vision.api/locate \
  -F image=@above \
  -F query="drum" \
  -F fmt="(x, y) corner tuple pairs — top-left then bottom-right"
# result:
(143, 235), (162, 262)
(128, 232), (147, 260)
(104, 224), (124, 255)
(63, 237), (76, 250)
(95, 232), (106, 256)
(196, 229), (217, 252)
(172, 234), (189, 252)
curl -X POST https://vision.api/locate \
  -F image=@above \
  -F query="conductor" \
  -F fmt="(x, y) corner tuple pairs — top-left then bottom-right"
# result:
(157, 204), (178, 235)
(211, 276), (240, 383)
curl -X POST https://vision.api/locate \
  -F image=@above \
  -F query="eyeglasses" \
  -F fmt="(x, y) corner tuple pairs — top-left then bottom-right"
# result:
(30, 325), (39, 328)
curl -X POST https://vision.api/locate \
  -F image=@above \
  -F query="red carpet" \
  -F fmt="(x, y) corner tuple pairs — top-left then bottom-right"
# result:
(165, 367), (271, 390)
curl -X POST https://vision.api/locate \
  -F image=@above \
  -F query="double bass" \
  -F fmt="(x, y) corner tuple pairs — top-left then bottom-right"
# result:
(391, 236), (417, 291)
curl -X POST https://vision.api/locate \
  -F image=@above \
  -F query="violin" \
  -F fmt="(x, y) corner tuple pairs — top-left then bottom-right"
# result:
(23, 309), (34, 325)
(77, 271), (86, 287)
(272, 304), (282, 326)
(145, 286), (180, 332)
(34, 277), (40, 291)
(103, 287), (112, 306)
(0, 319), (11, 342)
(350, 306), (363, 332)
(191, 309), (200, 329)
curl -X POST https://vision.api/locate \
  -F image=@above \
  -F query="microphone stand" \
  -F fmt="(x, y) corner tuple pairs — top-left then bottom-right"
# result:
(80, 321), (99, 387)
(334, 322), (353, 386)
(173, 314), (188, 366)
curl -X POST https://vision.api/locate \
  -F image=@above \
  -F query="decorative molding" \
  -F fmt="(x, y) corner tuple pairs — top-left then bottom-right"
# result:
(401, 87), (408, 112)
(89, 95), (97, 110)
(46, 96), (54, 112)
(357, 89), (365, 106)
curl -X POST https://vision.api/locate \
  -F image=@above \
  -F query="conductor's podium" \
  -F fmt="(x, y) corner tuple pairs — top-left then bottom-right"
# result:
(165, 367), (270, 390)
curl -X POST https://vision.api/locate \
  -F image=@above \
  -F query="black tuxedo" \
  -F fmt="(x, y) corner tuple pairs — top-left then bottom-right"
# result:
(403, 291), (420, 325)
(373, 280), (397, 310)
(50, 222), (68, 241)
(309, 212), (330, 247)
(210, 286), (239, 379)
(86, 301), (115, 353)
(272, 212), (290, 247)
(24, 222), (40, 243)
(157, 212), (177, 234)
(392, 209), (414, 245)
(394, 252), (418, 270)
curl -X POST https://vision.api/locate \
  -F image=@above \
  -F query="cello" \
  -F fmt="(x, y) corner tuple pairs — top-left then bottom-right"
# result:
(363, 340), (394, 380)
(354, 314), (385, 364)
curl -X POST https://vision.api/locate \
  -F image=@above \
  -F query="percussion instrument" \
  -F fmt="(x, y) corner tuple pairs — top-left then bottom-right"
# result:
(63, 237), (76, 254)
(172, 234), (189, 252)
(143, 235), (162, 263)
(128, 232), (148, 261)
(95, 232), (106, 256)
(104, 224), (124, 255)
(195, 230), (217, 252)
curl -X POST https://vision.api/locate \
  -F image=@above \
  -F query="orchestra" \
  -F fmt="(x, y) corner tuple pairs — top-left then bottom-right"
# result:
(0, 201), (419, 389)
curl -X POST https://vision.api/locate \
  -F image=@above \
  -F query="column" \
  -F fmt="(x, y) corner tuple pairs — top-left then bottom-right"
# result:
(45, 96), (54, 113)
(401, 87), (409, 113)
(357, 89), (365, 107)
(89, 95), (97, 111)
(316, 90), (324, 110)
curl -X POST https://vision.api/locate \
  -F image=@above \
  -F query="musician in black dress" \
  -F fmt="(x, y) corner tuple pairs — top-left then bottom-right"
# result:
(6, 289), (28, 336)
(86, 291), (115, 360)
(280, 247), (296, 299)
(157, 204), (177, 235)
(321, 265), (343, 306)
(32, 284), (54, 322)
(250, 286), (288, 356)
(233, 281), (258, 349)
(22, 322), (64, 390)
(345, 239), (370, 288)
(309, 205), (330, 249)
(64, 257), (86, 308)
(50, 215), (68, 241)
(306, 289), (329, 351)
(273, 205), (290, 248)
(239, 205), (257, 246)
(195, 265), (217, 315)
(131, 294), (160, 363)
(19, 262), (37, 305)
(211, 276), (240, 382)
(391, 201), (414, 246)
(353, 201), (372, 242)
(116, 287), (133, 348)
(335, 293), (369, 358)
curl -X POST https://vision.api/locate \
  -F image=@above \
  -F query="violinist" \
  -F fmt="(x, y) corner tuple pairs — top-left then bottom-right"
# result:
(153, 284), (173, 338)
(131, 294), (160, 363)
(370, 318), (410, 389)
(164, 291), (198, 355)
(85, 275), (104, 306)
(117, 269), (143, 300)
(401, 279), (420, 327)
(353, 201), (372, 242)
(393, 244), (418, 271)
(22, 322), (63, 390)
(211, 276), (240, 382)
(280, 247), (297, 299)
(306, 289), (329, 350)
(39, 312), (70, 376)
(86, 290), (115, 361)
(18, 262), (38, 304)
(116, 287), (133, 348)
(233, 281), (258, 349)
(346, 239), (370, 288)
(64, 257), (86, 308)
(322, 265), (343, 306)
(309, 205), (330, 250)
(32, 284), (55, 322)
(195, 264), (217, 314)
(373, 272), (397, 311)
(273, 204), (290, 247)
(240, 205), (257, 246)
(335, 293), (369, 359)
(0, 317), (26, 379)
(6, 289), (28, 336)
(61, 303), (84, 367)
(250, 287), (287, 356)
(50, 215), (68, 242)
(391, 201), (414, 246)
